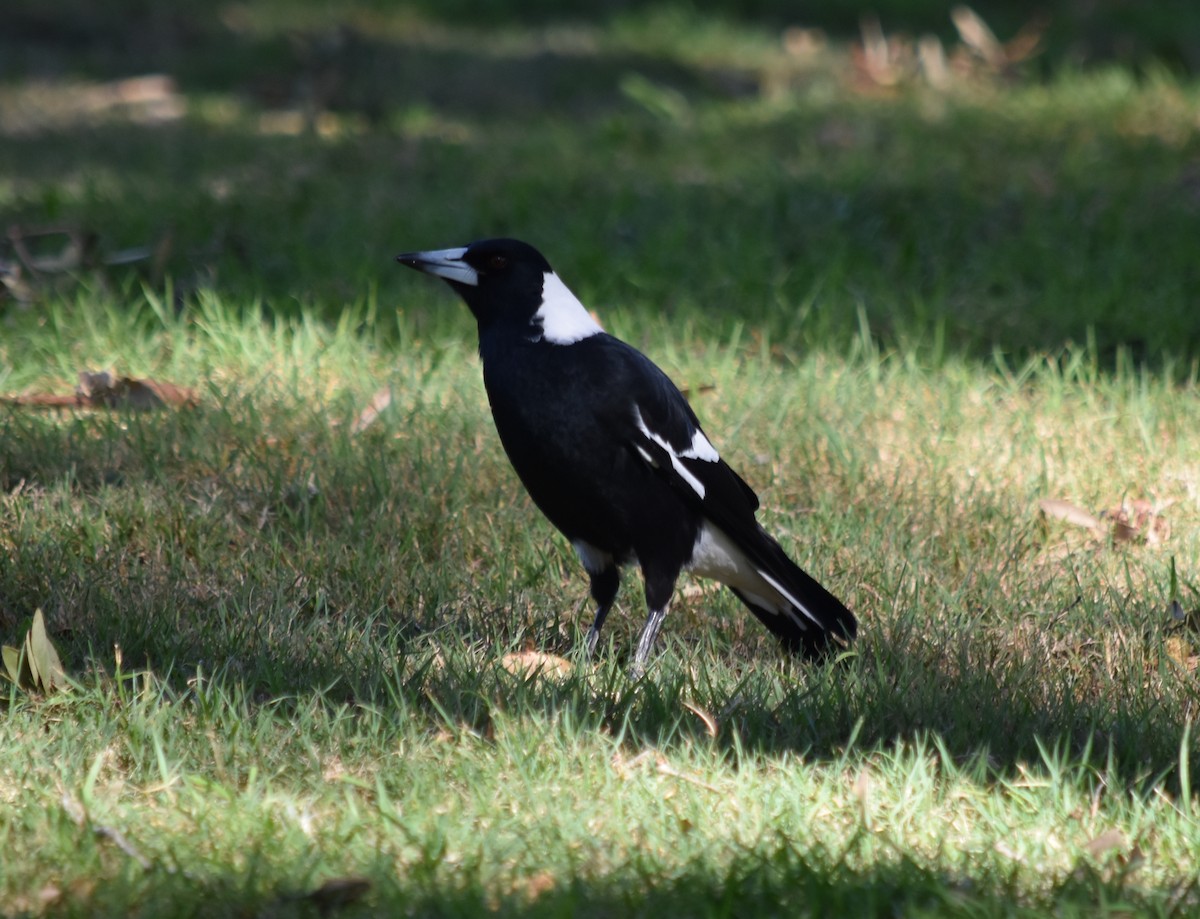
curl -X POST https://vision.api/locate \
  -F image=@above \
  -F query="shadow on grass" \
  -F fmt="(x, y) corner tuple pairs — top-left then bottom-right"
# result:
(1, 405), (1197, 790)
(2, 0), (1197, 811)
(3, 110), (1198, 365)
(4, 0), (1200, 365)
(61, 835), (1176, 917)
(405, 626), (1199, 797)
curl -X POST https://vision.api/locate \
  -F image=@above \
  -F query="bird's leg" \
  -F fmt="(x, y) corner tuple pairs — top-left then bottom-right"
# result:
(631, 570), (677, 676)
(584, 566), (620, 658)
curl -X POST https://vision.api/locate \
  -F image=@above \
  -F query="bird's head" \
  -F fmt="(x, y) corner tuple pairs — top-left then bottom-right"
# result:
(396, 238), (603, 344)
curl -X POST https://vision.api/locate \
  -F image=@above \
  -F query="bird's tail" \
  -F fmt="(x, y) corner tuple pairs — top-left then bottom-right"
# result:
(727, 529), (856, 660)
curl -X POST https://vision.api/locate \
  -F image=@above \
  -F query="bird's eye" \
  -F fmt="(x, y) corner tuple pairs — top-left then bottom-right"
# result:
(487, 255), (508, 271)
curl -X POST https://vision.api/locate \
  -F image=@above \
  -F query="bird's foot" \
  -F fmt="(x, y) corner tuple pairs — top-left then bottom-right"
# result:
(584, 625), (601, 659)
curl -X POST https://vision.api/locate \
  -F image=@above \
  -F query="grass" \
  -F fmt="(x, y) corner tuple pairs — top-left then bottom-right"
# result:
(3, 2), (1200, 916)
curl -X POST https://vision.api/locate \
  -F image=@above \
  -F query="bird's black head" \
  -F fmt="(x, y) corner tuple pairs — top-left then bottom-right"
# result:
(395, 238), (603, 344)
(396, 238), (550, 322)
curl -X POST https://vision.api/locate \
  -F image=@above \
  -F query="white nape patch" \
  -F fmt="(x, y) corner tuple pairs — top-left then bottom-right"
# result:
(572, 539), (614, 575)
(414, 247), (478, 286)
(688, 523), (817, 631)
(534, 271), (603, 344)
(633, 407), (708, 499)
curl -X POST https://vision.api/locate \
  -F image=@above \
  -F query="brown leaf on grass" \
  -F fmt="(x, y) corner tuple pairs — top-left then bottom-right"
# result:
(29, 608), (67, 691)
(918, 35), (950, 89)
(1040, 496), (1171, 546)
(7, 880), (98, 917)
(1039, 498), (1102, 532)
(500, 650), (572, 681)
(521, 871), (556, 902)
(654, 758), (723, 793)
(1, 642), (33, 689)
(951, 5), (1046, 72)
(0, 391), (80, 408)
(611, 747), (722, 792)
(3, 608), (68, 693)
(350, 386), (392, 434)
(2, 370), (197, 411)
(76, 370), (197, 409)
(37, 885), (64, 910)
(951, 5), (1003, 67)
(1110, 518), (1139, 544)
(1163, 636), (1198, 671)
(611, 748), (665, 779)
(854, 14), (912, 88)
(852, 770), (873, 827)
(1102, 498), (1172, 546)
(682, 699), (718, 738)
(1084, 828), (1127, 859)
(1004, 15), (1049, 65)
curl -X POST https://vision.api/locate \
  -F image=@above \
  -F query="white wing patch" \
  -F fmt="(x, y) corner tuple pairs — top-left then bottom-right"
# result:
(688, 523), (818, 631)
(753, 568), (821, 629)
(634, 444), (657, 466)
(632, 406), (717, 500)
(687, 522), (758, 586)
(534, 271), (604, 345)
(683, 429), (719, 462)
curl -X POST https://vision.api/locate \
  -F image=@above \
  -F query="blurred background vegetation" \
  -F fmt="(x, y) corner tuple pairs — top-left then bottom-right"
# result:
(2, 0), (1199, 365)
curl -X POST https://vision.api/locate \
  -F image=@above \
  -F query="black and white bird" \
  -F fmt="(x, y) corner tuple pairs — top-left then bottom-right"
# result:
(396, 238), (856, 670)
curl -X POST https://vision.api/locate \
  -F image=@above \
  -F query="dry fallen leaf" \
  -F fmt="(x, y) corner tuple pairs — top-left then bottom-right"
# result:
(500, 650), (572, 681)
(2, 370), (197, 411)
(76, 370), (197, 410)
(1084, 828), (1127, 859)
(610, 747), (722, 793)
(951, 5), (1003, 67)
(612, 748), (667, 779)
(1039, 498), (1102, 532)
(654, 758), (723, 793)
(1040, 496), (1171, 547)
(521, 871), (556, 901)
(1164, 636), (1198, 671)
(854, 14), (910, 88)
(350, 386), (392, 434)
(951, 4), (1045, 72)
(852, 770), (873, 820)
(1102, 497), (1172, 546)
(682, 699), (718, 738)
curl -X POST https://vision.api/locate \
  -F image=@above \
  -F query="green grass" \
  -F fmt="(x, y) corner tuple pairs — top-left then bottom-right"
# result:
(3, 298), (1198, 915)
(3, 3), (1200, 916)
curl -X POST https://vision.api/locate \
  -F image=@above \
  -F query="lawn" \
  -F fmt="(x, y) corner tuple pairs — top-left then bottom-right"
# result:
(2, 3), (1199, 916)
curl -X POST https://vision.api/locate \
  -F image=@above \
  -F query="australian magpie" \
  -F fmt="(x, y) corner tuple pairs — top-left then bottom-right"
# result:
(395, 238), (856, 670)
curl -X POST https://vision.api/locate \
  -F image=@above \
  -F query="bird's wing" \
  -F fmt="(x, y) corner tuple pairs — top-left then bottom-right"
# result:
(621, 354), (760, 526)
(607, 342), (855, 653)
(624, 353), (856, 650)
